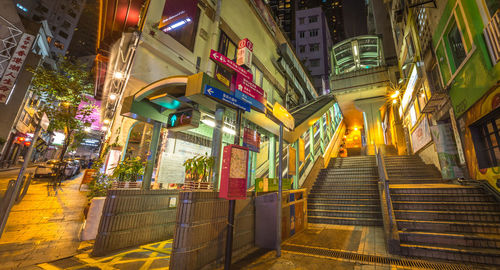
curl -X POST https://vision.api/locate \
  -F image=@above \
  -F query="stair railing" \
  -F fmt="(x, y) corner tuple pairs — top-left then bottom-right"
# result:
(375, 146), (401, 254)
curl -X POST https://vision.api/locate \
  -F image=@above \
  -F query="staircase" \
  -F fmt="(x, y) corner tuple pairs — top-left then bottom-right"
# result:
(308, 156), (382, 226)
(385, 156), (500, 265)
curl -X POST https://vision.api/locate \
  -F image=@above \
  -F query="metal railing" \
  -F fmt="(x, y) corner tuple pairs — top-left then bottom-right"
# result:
(375, 146), (400, 254)
(0, 173), (33, 238)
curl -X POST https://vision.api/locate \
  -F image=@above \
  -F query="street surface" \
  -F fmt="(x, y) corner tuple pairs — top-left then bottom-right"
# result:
(0, 170), (87, 269)
(0, 167), (36, 195)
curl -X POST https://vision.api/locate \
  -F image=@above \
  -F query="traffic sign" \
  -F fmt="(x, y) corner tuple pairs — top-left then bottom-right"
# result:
(235, 75), (265, 103)
(235, 90), (266, 113)
(204, 85), (251, 112)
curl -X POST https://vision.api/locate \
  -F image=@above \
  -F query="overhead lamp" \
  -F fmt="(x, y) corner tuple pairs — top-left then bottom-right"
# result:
(354, 127), (358, 131)
(84, 127), (91, 132)
(103, 119), (110, 124)
(101, 126), (108, 131)
(353, 44), (358, 56)
(109, 94), (117, 100)
(391, 90), (400, 98)
(393, 99), (398, 104)
(164, 18), (191, 32)
(201, 117), (236, 135)
(113, 71), (124, 79)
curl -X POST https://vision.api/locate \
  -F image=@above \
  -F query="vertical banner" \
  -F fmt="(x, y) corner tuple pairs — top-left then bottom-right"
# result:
(298, 138), (305, 162)
(288, 146), (296, 175)
(0, 33), (35, 103)
(243, 128), (261, 152)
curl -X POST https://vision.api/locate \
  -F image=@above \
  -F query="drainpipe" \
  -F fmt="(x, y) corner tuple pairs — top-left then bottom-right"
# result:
(205, 0), (223, 76)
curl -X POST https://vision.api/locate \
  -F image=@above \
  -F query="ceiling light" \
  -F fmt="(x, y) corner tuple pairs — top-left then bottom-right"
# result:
(201, 117), (236, 135)
(393, 99), (398, 104)
(354, 127), (358, 131)
(109, 94), (117, 100)
(101, 126), (108, 131)
(391, 90), (400, 98)
(103, 119), (110, 124)
(113, 71), (124, 79)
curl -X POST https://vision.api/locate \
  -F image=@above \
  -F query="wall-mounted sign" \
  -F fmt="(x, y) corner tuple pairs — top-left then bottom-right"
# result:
(235, 75), (265, 103)
(210, 50), (253, 81)
(410, 117), (431, 153)
(204, 85), (251, 112)
(237, 38), (253, 68)
(273, 102), (295, 130)
(0, 33), (35, 103)
(243, 128), (260, 152)
(40, 113), (50, 130)
(234, 90), (266, 113)
(158, 0), (199, 32)
(255, 177), (292, 192)
(166, 109), (200, 131)
(401, 66), (418, 111)
(299, 138), (305, 162)
(220, 144), (249, 200)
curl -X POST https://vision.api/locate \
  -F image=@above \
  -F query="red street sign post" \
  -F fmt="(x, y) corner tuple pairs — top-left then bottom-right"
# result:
(219, 144), (249, 200)
(210, 49), (253, 81)
(235, 75), (266, 103)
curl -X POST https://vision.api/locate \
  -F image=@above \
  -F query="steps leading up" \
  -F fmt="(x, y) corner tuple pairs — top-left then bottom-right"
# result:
(307, 156), (382, 226)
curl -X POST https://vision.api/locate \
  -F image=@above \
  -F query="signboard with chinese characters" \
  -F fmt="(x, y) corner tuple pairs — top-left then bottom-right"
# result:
(235, 75), (265, 103)
(255, 177), (292, 192)
(298, 138), (305, 162)
(219, 144), (249, 200)
(243, 128), (260, 152)
(272, 102), (295, 130)
(210, 49), (253, 81)
(204, 84), (251, 112)
(0, 33), (35, 103)
(158, 0), (199, 32)
(236, 38), (253, 68)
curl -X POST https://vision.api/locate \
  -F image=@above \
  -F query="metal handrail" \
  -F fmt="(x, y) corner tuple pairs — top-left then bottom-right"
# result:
(376, 146), (400, 254)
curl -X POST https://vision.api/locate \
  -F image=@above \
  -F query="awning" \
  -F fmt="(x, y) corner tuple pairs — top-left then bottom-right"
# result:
(121, 72), (337, 143)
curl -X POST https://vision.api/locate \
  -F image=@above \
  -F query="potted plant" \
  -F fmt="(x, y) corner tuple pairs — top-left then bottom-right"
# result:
(111, 157), (145, 188)
(183, 153), (214, 189)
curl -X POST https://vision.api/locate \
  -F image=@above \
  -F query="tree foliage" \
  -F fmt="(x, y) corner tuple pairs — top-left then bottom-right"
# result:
(29, 58), (95, 160)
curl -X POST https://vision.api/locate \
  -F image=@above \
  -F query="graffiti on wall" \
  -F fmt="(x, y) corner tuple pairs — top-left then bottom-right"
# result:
(461, 85), (500, 190)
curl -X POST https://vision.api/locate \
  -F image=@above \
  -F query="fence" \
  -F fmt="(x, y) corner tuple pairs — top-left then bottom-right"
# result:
(170, 191), (255, 270)
(92, 189), (180, 256)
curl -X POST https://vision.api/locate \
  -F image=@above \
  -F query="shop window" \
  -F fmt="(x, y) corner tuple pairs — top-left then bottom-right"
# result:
(166, 7), (200, 51)
(447, 22), (466, 69)
(470, 107), (500, 169)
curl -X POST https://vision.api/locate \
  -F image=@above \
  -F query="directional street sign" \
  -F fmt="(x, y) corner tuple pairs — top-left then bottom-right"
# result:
(204, 85), (251, 112)
(235, 75), (265, 103)
(210, 50), (253, 81)
(235, 90), (266, 113)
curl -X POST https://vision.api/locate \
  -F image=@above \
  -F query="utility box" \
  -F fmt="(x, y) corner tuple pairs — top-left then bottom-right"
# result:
(255, 192), (278, 249)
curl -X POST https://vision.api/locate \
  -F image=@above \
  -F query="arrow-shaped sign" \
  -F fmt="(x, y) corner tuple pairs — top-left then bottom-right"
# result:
(204, 85), (250, 112)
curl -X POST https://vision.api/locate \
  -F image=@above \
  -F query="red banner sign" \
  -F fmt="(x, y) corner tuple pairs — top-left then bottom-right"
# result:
(235, 75), (265, 103)
(210, 50), (253, 81)
(219, 144), (249, 200)
(243, 128), (260, 152)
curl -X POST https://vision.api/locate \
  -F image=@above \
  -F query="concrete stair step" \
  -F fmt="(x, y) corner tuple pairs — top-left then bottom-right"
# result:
(390, 194), (496, 202)
(388, 179), (444, 184)
(392, 201), (500, 212)
(396, 219), (500, 234)
(390, 187), (486, 195)
(394, 210), (500, 223)
(399, 231), (500, 249)
(308, 203), (381, 211)
(311, 187), (378, 192)
(308, 209), (381, 219)
(399, 243), (500, 265)
(309, 193), (379, 199)
(308, 215), (382, 226)
(308, 198), (380, 205)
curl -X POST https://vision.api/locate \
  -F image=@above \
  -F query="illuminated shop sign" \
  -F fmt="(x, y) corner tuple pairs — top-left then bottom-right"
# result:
(401, 66), (418, 111)
(158, 0), (199, 32)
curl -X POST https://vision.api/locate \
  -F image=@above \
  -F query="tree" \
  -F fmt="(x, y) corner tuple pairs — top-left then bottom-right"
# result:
(29, 58), (95, 160)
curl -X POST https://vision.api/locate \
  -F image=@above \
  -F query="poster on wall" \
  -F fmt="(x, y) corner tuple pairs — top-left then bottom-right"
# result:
(220, 144), (249, 200)
(156, 132), (211, 185)
(243, 128), (260, 152)
(410, 117), (432, 153)
(430, 124), (464, 179)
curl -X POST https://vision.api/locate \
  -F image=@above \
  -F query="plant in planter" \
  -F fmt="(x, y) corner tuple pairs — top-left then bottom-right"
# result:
(87, 172), (113, 199)
(183, 153), (214, 182)
(112, 157), (145, 182)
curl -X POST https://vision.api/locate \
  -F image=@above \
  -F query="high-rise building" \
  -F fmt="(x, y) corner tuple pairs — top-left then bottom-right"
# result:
(14, 0), (86, 57)
(295, 7), (332, 93)
(68, 0), (99, 58)
(268, 0), (295, 42)
(297, 0), (345, 44)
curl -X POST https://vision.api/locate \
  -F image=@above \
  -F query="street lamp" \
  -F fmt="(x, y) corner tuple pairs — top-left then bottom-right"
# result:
(109, 94), (117, 100)
(113, 71), (124, 79)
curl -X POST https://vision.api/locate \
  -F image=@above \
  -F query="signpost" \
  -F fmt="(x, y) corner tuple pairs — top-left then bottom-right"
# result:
(204, 85), (250, 112)
(210, 50), (253, 81)
(271, 102), (295, 257)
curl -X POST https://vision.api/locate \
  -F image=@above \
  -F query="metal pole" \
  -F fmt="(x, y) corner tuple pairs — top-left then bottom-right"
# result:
(211, 106), (225, 190)
(0, 121), (42, 238)
(276, 123), (283, 257)
(142, 121), (162, 190)
(224, 109), (242, 270)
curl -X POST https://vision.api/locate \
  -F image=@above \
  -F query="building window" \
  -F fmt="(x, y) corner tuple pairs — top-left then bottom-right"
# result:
(310, 58), (320, 67)
(309, 43), (319, 52)
(215, 31), (237, 86)
(309, 29), (319, 37)
(299, 45), (306, 53)
(299, 17), (305, 24)
(299, 31), (305, 38)
(447, 22), (466, 69)
(58, 31), (69, 39)
(308, 16), (318, 23)
(470, 108), (500, 169)
(165, 7), (201, 51)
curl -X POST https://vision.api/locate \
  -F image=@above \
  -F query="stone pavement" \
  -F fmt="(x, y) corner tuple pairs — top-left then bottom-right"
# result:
(0, 172), (88, 269)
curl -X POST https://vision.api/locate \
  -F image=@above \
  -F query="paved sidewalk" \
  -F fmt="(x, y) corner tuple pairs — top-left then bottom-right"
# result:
(0, 172), (88, 269)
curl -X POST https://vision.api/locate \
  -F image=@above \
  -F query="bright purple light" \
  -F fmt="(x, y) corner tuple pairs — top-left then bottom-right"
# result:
(77, 96), (102, 131)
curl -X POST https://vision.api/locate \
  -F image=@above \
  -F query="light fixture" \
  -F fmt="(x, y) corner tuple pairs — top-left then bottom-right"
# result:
(109, 94), (117, 100)
(353, 44), (358, 56)
(391, 90), (400, 98)
(113, 71), (124, 79)
(84, 127), (91, 132)
(201, 117), (236, 135)
(164, 18), (192, 32)
(421, 92), (426, 98)
(354, 127), (358, 131)
(393, 99), (398, 104)
(101, 126), (108, 131)
(103, 119), (110, 124)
